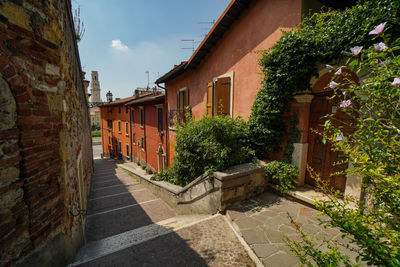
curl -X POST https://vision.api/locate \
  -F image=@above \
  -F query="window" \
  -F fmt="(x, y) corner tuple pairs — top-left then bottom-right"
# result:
(118, 121), (121, 132)
(131, 108), (134, 125)
(207, 75), (232, 116)
(126, 143), (129, 156)
(157, 106), (163, 133)
(118, 106), (121, 113)
(119, 141), (122, 153)
(141, 137), (145, 151)
(140, 107), (144, 127)
(125, 122), (129, 135)
(108, 136), (111, 145)
(107, 120), (113, 130)
(115, 140), (118, 152)
(125, 106), (128, 114)
(132, 132), (136, 144)
(177, 87), (189, 113)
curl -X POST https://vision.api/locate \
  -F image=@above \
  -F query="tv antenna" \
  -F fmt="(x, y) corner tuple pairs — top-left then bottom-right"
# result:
(181, 39), (196, 53)
(145, 70), (149, 89)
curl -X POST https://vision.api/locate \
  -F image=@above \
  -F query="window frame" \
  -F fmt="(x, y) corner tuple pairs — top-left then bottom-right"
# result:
(211, 72), (234, 117)
(141, 136), (145, 151)
(139, 106), (144, 128)
(156, 104), (164, 133)
(125, 121), (129, 135)
(118, 120), (121, 133)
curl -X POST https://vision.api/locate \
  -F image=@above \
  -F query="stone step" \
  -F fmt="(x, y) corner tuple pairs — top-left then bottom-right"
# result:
(69, 214), (215, 266)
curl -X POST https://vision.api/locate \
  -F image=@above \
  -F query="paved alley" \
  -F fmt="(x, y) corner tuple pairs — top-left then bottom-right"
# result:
(70, 158), (254, 267)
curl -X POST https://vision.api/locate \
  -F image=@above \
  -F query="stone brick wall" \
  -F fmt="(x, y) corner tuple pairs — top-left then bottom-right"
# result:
(0, 0), (93, 266)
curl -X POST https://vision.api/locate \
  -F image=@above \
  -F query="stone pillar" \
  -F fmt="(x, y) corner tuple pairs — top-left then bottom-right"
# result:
(292, 93), (314, 186)
(344, 163), (363, 201)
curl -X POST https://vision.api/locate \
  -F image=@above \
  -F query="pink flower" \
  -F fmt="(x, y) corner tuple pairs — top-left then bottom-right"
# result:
(340, 100), (352, 108)
(369, 22), (387, 35)
(329, 81), (338, 89)
(392, 78), (400, 87)
(350, 46), (363, 55)
(374, 42), (388, 52)
(335, 68), (342, 75)
(326, 64), (333, 69)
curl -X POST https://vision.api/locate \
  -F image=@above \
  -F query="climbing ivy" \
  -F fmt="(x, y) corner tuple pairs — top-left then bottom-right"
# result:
(248, 0), (400, 158)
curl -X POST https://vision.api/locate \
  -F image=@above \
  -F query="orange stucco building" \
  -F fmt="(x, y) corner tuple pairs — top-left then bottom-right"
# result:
(100, 92), (166, 172)
(156, 0), (304, 164)
(156, 0), (362, 197)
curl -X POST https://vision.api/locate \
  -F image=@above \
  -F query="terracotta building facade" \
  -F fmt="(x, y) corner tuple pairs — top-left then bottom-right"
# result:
(156, 0), (361, 198)
(100, 92), (166, 173)
(0, 0), (93, 266)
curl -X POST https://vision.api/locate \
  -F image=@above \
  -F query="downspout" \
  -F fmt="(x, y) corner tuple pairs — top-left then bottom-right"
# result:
(157, 83), (169, 167)
(129, 105), (133, 161)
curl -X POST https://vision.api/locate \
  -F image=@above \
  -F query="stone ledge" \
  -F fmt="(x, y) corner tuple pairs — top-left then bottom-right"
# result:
(119, 162), (265, 215)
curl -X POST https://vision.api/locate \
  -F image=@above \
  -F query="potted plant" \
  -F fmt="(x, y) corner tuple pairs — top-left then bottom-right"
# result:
(145, 167), (153, 175)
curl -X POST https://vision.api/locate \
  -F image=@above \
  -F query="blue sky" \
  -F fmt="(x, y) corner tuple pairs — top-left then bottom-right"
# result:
(74, 0), (231, 100)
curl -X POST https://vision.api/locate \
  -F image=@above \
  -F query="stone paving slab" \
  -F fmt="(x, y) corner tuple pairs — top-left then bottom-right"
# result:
(88, 183), (142, 199)
(226, 190), (364, 267)
(79, 215), (254, 267)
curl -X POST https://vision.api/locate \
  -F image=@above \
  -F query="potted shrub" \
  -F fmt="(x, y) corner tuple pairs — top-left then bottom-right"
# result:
(145, 167), (153, 174)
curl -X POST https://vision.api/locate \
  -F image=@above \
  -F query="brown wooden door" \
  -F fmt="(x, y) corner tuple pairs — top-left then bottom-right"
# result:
(306, 92), (348, 192)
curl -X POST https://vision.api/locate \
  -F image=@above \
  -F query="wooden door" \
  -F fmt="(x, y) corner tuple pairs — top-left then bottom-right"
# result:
(306, 92), (348, 192)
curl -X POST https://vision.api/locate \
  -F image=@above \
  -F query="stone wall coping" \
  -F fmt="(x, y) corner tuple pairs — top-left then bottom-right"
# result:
(120, 162), (263, 195)
(213, 163), (264, 181)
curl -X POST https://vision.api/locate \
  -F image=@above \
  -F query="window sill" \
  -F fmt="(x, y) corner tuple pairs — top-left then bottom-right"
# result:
(168, 126), (177, 132)
(125, 134), (129, 137)
(118, 131), (122, 134)
(140, 125), (144, 129)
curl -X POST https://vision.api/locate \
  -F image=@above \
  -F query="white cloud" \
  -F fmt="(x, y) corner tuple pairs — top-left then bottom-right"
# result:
(110, 39), (129, 52)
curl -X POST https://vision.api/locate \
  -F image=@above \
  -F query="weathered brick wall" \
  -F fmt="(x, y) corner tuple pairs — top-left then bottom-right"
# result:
(0, 0), (93, 265)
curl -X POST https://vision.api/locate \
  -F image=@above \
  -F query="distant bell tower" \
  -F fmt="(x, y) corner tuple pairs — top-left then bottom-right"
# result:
(90, 71), (102, 103)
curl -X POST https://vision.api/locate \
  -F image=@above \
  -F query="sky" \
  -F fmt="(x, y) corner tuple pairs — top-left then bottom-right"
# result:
(73, 0), (231, 100)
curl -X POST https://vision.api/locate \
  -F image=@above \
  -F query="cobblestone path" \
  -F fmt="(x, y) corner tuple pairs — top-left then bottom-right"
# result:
(69, 158), (254, 267)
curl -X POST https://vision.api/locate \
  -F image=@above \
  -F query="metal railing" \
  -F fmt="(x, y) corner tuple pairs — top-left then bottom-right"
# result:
(168, 109), (186, 129)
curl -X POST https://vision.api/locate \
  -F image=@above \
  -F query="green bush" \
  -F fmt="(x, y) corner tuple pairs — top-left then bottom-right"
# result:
(264, 161), (299, 193)
(153, 115), (255, 186)
(91, 130), (101, 137)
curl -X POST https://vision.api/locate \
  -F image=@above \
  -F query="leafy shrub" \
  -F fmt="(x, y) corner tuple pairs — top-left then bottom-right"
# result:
(91, 130), (101, 137)
(153, 115), (255, 186)
(264, 161), (299, 193)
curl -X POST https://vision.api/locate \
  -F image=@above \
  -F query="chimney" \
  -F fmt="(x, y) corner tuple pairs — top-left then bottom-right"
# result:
(135, 89), (139, 98)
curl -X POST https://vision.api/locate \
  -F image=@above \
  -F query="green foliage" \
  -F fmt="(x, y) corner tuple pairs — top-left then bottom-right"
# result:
(249, 0), (400, 158)
(286, 215), (352, 267)
(289, 29), (400, 265)
(152, 115), (255, 186)
(264, 161), (299, 193)
(91, 130), (101, 137)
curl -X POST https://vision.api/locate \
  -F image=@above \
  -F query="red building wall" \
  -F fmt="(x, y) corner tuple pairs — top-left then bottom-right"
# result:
(164, 0), (302, 162)
(100, 104), (131, 159)
(100, 95), (166, 172)
(129, 99), (166, 172)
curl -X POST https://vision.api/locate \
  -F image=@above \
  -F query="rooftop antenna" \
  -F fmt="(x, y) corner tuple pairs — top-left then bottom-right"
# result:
(181, 39), (195, 53)
(145, 70), (149, 90)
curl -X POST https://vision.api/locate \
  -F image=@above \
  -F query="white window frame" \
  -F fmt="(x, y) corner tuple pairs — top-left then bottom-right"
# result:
(212, 71), (234, 117)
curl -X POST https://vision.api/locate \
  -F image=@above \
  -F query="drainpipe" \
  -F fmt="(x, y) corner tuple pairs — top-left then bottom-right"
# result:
(129, 105), (133, 161)
(157, 83), (169, 168)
